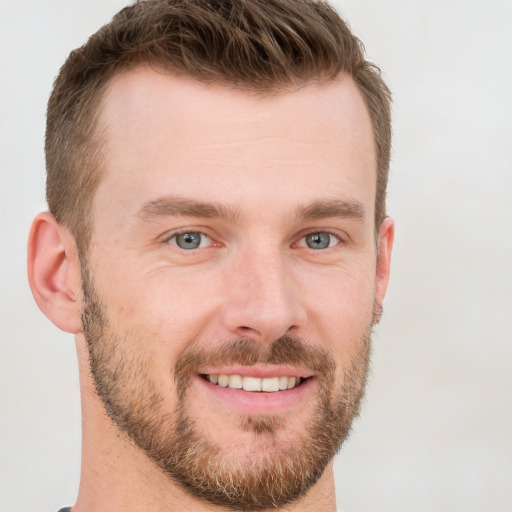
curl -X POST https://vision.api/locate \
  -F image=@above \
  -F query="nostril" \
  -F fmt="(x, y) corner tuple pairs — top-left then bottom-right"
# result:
(234, 325), (258, 337)
(238, 326), (260, 335)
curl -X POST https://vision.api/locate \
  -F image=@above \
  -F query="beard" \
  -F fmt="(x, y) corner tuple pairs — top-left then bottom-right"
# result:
(81, 267), (376, 510)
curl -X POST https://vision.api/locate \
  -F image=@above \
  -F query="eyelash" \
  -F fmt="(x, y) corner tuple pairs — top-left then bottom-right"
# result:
(296, 231), (341, 250)
(163, 229), (343, 251)
(164, 230), (214, 250)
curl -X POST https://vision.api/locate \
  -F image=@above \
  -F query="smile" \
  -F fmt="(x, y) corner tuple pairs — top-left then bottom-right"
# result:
(195, 370), (315, 413)
(203, 374), (305, 392)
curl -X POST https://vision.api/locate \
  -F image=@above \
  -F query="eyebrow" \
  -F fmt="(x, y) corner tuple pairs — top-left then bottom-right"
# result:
(136, 196), (241, 222)
(136, 196), (365, 224)
(295, 199), (366, 222)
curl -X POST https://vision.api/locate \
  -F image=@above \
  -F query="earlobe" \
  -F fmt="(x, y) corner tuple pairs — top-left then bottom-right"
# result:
(375, 216), (395, 304)
(27, 212), (83, 334)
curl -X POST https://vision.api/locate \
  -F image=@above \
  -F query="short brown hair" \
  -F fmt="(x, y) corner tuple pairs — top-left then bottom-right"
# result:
(45, 0), (391, 253)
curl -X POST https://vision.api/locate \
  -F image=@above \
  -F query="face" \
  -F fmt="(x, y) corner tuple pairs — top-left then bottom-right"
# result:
(81, 67), (389, 509)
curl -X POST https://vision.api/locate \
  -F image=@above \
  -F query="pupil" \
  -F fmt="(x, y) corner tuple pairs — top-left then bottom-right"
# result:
(178, 232), (200, 249)
(307, 233), (329, 249)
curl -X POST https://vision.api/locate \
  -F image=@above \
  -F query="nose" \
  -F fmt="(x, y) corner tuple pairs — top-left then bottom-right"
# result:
(220, 247), (306, 344)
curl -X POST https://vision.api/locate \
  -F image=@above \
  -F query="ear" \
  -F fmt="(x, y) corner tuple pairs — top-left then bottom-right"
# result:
(27, 212), (83, 333)
(375, 216), (395, 303)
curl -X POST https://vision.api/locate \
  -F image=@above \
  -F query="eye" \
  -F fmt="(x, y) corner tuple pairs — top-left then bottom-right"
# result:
(168, 231), (211, 250)
(301, 232), (340, 250)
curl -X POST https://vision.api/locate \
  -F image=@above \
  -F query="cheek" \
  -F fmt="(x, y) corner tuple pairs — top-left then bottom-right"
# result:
(100, 267), (222, 359)
(301, 264), (375, 354)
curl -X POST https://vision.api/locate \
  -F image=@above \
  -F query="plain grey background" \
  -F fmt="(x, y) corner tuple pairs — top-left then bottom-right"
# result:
(1, 1), (511, 511)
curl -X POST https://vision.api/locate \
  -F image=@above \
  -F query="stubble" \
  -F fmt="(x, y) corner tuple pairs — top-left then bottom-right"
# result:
(81, 267), (373, 510)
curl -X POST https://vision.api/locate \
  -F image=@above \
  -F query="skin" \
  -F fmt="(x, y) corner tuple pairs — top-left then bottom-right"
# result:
(28, 67), (394, 512)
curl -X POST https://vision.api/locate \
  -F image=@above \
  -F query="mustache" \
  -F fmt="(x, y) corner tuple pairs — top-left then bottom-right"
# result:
(174, 336), (337, 395)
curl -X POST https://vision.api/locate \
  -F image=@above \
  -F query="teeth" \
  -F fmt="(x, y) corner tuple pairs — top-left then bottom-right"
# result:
(229, 375), (243, 389)
(207, 374), (303, 392)
(217, 375), (229, 387)
(261, 377), (279, 392)
(243, 376), (261, 391)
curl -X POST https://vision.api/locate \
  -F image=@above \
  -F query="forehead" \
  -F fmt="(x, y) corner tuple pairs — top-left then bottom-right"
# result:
(93, 66), (376, 225)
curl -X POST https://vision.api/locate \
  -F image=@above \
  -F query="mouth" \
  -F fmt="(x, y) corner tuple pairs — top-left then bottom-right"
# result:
(200, 373), (309, 392)
(193, 365), (316, 414)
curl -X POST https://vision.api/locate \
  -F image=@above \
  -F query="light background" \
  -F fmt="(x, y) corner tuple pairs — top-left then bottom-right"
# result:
(0, 1), (511, 511)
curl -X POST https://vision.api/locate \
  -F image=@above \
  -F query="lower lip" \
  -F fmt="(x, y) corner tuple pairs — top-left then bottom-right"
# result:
(193, 374), (315, 415)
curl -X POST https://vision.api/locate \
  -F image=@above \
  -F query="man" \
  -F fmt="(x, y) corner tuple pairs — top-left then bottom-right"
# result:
(27, 0), (394, 510)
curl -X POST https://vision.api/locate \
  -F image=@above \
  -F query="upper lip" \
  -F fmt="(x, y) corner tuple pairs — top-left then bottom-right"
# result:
(197, 364), (314, 379)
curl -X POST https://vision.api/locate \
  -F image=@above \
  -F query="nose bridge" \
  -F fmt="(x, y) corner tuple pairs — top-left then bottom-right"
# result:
(221, 242), (305, 343)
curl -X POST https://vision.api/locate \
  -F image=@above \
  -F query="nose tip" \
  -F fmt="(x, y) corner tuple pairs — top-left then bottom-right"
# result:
(231, 308), (299, 345)
(225, 302), (304, 345)
(220, 254), (306, 344)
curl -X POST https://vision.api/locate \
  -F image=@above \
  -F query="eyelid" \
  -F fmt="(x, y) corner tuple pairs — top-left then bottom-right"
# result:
(162, 227), (216, 247)
(294, 229), (345, 249)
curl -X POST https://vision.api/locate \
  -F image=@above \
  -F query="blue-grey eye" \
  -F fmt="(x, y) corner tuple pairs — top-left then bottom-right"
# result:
(304, 232), (337, 249)
(173, 232), (206, 250)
